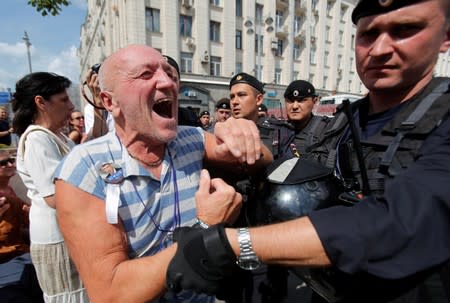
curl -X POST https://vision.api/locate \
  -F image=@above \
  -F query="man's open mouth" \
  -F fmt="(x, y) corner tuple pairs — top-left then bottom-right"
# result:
(153, 100), (173, 118)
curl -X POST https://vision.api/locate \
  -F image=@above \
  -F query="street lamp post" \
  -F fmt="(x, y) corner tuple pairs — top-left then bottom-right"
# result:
(22, 31), (32, 73)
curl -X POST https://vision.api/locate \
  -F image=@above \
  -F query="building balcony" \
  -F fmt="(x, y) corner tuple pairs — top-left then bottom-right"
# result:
(276, 0), (289, 10)
(275, 25), (289, 39)
(295, 3), (307, 15)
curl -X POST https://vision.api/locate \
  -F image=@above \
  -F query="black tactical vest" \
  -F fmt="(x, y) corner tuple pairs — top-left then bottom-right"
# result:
(308, 78), (450, 197)
(300, 77), (450, 303)
(258, 114), (331, 159)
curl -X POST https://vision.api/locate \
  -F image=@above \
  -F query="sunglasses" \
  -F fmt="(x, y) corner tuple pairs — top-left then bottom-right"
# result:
(72, 116), (85, 120)
(0, 158), (15, 167)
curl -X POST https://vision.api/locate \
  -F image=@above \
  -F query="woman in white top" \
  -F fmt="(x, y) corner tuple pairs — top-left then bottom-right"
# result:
(12, 72), (89, 302)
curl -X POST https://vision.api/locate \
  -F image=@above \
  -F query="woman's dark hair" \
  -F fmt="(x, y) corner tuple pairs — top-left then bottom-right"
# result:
(11, 72), (71, 135)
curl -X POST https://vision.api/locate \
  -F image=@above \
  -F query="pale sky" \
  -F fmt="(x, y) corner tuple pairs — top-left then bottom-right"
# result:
(0, 0), (87, 92)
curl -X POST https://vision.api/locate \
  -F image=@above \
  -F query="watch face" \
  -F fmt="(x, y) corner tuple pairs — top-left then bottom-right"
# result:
(237, 259), (261, 270)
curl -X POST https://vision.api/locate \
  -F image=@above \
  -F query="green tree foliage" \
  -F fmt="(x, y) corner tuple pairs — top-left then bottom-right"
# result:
(28, 0), (70, 16)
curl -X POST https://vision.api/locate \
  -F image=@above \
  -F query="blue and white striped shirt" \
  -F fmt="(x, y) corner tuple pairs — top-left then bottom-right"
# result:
(55, 126), (215, 303)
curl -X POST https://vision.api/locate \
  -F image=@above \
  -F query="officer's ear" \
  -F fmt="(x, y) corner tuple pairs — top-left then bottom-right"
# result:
(255, 92), (264, 105)
(440, 16), (450, 53)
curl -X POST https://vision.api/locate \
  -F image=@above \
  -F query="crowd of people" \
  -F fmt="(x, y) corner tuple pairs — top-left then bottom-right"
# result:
(0, 0), (449, 302)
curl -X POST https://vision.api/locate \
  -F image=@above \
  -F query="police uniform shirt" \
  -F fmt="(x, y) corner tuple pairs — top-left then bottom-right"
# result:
(307, 78), (450, 300)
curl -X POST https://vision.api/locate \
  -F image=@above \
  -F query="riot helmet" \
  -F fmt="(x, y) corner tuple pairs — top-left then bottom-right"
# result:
(247, 157), (344, 226)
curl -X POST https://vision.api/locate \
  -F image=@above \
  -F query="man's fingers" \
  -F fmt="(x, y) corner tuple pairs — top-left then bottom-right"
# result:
(196, 169), (211, 196)
(210, 177), (234, 193)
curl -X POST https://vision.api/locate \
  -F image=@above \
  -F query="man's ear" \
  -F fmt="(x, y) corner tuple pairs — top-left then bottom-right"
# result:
(100, 91), (113, 111)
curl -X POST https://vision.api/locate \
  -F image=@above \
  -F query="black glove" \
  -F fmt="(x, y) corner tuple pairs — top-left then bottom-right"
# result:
(166, 224), (237, 296)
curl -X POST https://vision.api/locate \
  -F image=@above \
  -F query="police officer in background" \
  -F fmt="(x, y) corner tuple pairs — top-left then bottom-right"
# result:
(198, 110), (212, 131)
(206, 73), (271, 196)
(167, 0), (450, 302)
(227, 72), (311, 303)
(229, 73), (265, 122)
(206, 98), (232, 133)
(274, 80), (330, 159)
(215, 98), (232, 123)
(228, 73), (274, 150)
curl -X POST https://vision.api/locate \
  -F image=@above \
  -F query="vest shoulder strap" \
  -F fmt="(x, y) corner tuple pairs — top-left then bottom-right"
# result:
(379, 79), (450, 175)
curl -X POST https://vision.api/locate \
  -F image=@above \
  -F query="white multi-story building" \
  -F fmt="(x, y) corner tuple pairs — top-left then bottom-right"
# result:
(78, 0), (450, 116)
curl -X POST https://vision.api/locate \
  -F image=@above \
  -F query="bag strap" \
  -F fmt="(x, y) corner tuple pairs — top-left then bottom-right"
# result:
(18, 126), (71, 160)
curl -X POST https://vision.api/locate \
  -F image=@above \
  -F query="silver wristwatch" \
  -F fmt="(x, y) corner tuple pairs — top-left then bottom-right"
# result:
(236, 227), (261, 270)
(192, 218), (209, 229)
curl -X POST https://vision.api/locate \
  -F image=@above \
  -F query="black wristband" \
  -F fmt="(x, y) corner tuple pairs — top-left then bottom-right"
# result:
(203, 224), (236, 269)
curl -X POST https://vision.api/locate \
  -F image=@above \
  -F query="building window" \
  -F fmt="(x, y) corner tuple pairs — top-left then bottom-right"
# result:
(309, 73), (314, 84)
(276, 10), (283, 29)
(350, 57), (354, 69)
(323, 76), (328, 88)
(236, 62), (242, 74)
(339, 30), (344, 45)
(312, 0), (318, 10)
(255, 4), (263, 23)
(210, 56), (221, 76)
(327, 0), (333, 15)
(210, 0), (220, 6)
(236, 30), (242, 49)
(145, 8), (160, 32)
(180, 52), (193, 73)
(294, 16), (302, 33)
(325, 26), (330, 41)
(275, 68), (282, 84)
(210, 21), (221, 42)
(180, 15), (193, 36)
(293, 43), (301, 60)
(324, 51), (329, 67)
(310, 47), (316, 64)
(340, 4), (347, 20)
(311, 24), (317, 36)
(236, 0), (242, 17)
(338, 54), (342, 69)
(276, 39), (284, 57)
(293, 71), (299, 80)
(255, 34), (263, 53)
(351, 34), (355, 49)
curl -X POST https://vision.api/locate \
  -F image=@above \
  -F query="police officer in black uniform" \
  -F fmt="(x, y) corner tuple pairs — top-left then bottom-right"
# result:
(207, 98), (232, 133)
(215, 98), (232, 123)
(272, 80), (331, 159)
(206, 73), (271, 203)
(198, 110), (212, 131)
(228, 73), (274, 151)
(224, 73), (311, 302)
(166, 0), (450, 302)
